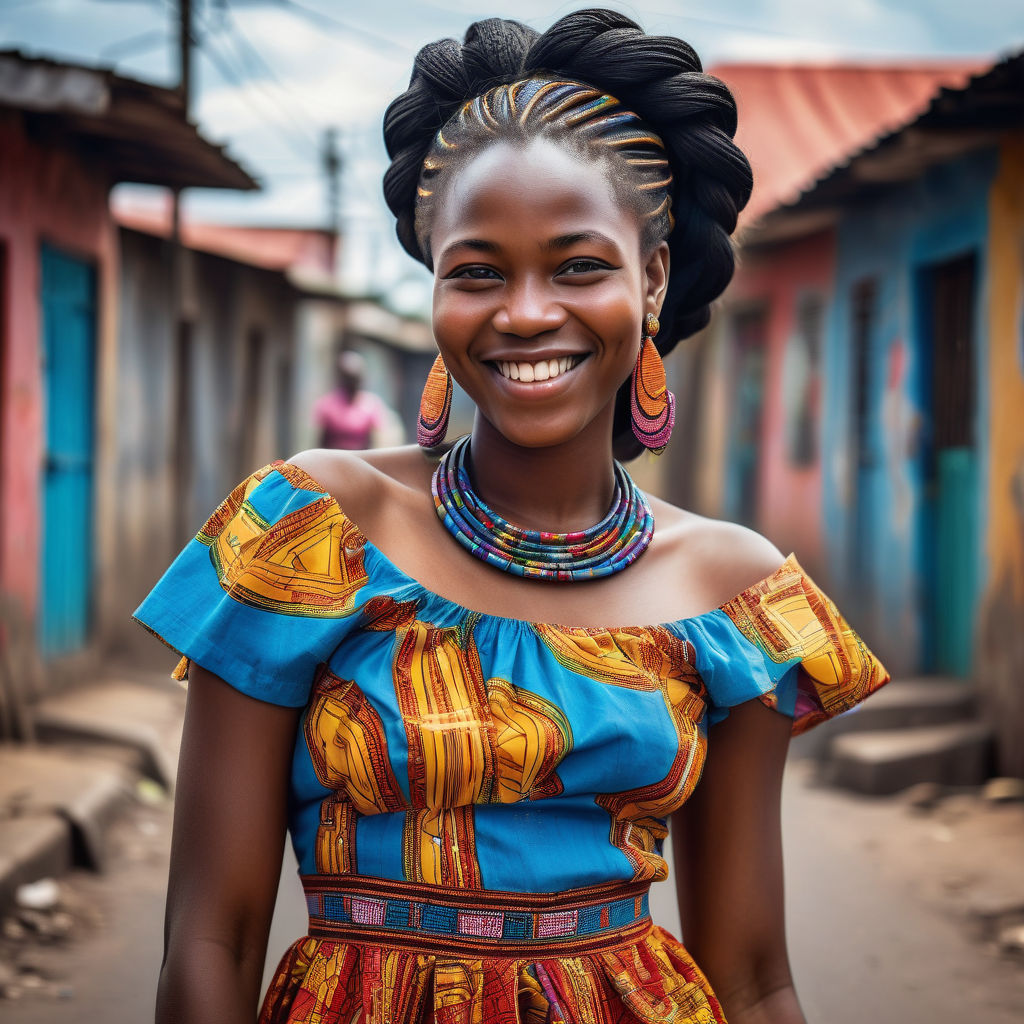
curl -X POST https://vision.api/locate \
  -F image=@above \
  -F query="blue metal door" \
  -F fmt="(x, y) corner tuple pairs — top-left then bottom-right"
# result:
(848, 279), (880, 621)
(916, 253), (978, 676)
(725, 308), (767, 529)
(39, 244), (96, 656)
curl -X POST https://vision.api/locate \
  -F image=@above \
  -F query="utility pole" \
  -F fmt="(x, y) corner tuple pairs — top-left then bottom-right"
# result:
(178, 0), (193, 114)
(323, 128), (342, 231)
(171, 0), (194, 545)
(322, 126), (342, 274)
(171, 0), (192, 248)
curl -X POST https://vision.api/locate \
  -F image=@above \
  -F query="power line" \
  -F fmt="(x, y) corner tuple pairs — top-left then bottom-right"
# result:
(99, 28), (168, 60)
(220, 0), (322, 130)
(266, 0), (407, 56)
(195, 25), (319, 162)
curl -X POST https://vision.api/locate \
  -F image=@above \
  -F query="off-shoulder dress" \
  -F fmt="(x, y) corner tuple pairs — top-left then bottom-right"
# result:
(134, 460), (890, 1024)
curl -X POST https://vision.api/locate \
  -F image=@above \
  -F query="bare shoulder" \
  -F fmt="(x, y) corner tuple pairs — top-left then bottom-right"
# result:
(648, 496), (787, 608)
(286, 445), (433, 516)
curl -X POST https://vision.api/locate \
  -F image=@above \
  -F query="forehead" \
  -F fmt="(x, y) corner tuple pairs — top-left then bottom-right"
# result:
(429, 138), (642, 254)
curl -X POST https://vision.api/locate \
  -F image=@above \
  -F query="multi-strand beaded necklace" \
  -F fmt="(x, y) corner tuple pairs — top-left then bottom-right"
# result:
(431, 435), (654, 583)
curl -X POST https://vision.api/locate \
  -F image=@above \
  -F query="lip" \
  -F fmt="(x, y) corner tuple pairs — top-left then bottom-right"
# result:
(484, 348), (591, 362)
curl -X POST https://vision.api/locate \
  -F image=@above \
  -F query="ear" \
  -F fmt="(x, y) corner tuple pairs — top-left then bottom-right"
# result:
(644, 241), (670, 317)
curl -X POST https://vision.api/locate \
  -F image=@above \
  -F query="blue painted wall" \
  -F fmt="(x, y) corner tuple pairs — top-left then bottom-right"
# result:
(822, 148), (997, 676)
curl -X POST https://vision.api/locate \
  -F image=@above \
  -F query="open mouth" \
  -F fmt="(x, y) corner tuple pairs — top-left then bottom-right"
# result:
(492, 354), (587, 383)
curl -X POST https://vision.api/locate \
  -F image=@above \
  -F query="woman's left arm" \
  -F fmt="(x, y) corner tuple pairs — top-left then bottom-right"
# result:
(671, 697), (807, 1024)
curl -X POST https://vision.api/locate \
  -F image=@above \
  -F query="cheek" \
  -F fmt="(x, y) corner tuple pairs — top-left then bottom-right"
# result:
(572, 281), (642, 361)
(431, 287), (490, 360)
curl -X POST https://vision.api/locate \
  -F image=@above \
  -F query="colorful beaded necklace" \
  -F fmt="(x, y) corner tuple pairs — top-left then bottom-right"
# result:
(431, 435), (655, 582)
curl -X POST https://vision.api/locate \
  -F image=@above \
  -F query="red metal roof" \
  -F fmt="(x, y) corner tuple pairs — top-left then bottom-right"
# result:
(113, 203), (336, 276)
(711, 61), (989, 226)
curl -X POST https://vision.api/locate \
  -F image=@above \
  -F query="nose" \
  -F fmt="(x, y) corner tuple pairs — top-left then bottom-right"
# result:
(492, 276), (567, 338)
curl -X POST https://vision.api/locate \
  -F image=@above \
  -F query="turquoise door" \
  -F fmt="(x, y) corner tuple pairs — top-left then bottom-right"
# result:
(725, 308), (767, 529)
(39, 244), (96, 656)
(917, 253), (978, 676)
(848, 279), (880, 619)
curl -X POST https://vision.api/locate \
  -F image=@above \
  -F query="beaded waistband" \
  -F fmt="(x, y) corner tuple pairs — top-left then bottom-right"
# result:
(302, 874), (652, 956)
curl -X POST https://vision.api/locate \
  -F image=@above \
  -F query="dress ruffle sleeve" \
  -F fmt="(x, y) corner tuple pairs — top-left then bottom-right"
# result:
(687, 554), (890, 735)
(132, 461), (371, 707)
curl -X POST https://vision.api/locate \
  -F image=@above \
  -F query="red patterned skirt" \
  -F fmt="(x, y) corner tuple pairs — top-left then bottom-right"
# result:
(259, 875), (726, 1023)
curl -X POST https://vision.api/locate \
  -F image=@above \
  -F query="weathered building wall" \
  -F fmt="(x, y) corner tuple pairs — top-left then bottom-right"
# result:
(976, 134), (1024, 775)
(0, 113), (117, 639)
(824, 148), (997, 676)
(111, 228), (300, 654)
(664, 231), (834, 580)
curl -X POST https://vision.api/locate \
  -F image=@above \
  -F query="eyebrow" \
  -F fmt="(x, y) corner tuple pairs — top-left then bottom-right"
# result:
(437, 238), (499, 263)
(544, 230), (619, 251)
(438, 230), (619, 264)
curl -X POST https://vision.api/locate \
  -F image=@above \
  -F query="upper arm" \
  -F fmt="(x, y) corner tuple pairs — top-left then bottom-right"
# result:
(671, 685), (795, 1010)
(165, 664), (301, 972)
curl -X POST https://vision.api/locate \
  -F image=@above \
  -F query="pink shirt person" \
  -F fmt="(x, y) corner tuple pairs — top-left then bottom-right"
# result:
(313, 351), (388, 450)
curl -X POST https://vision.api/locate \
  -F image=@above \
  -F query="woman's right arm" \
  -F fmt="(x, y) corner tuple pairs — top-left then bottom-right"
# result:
(156, 663), (302, 1024)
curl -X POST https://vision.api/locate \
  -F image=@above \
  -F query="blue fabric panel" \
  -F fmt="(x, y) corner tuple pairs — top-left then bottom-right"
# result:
(354, 813), (406, 882)
(685, 610), (801, 728)
(472, 798), (634, 893)
(133, 468), (363, 707)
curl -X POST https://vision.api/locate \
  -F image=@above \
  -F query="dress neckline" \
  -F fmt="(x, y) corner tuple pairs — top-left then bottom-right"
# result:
(278, 459), (800, 634)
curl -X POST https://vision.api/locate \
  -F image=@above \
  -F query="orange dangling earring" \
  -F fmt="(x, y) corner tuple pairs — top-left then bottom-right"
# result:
(630, 312), (675, 454)
(417, 353), (453, 449)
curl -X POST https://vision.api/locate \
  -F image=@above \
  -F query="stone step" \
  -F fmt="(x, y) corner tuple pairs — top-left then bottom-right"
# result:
(790, 677), (976, 761)
(845, 677), (975, 729)
(822, 720), (995, 795)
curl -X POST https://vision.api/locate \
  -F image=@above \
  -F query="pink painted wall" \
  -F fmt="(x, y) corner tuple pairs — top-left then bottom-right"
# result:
(727, 229), (836, 578)
(0, 113), (115, 619)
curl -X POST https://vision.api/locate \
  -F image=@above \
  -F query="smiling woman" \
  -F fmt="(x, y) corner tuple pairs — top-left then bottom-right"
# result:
(428, 137), (665, 455)
(133, 9), (890, 1024)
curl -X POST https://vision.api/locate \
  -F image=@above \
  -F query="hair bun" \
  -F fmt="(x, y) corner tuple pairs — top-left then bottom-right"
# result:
(461, 19), (537, 88)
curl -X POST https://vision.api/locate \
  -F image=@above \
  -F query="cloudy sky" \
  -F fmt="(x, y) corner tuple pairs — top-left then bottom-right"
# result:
(3, 0), (1022, 300)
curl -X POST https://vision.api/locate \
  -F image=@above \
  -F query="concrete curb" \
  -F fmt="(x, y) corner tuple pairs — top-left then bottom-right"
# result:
(32, 678), (185, 791)
(0, 746), (135, 913)
(0, 816), (71, 912)
(0, 675), (184, 914)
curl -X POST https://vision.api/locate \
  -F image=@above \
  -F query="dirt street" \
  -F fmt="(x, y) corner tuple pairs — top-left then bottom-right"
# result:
(1, 760), (1022, 1022)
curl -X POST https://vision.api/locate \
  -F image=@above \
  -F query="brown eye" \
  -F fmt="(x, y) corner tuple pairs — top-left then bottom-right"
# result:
(448, 265), (502, 281)
(560, 259), (610, 276)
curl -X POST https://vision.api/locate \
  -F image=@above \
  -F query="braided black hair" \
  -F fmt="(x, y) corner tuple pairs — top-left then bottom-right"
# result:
(383, 9), (752, 459)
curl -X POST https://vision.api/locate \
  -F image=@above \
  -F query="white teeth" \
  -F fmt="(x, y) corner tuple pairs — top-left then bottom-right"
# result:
(496, 355), (582, 382)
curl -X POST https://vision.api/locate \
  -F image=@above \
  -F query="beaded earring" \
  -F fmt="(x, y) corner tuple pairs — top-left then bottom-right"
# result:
(417, 353), (453, 449)
(630, 312), (676, 454)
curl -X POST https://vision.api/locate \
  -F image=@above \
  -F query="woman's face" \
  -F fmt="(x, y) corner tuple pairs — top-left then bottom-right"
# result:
(429, 138), (669, 451)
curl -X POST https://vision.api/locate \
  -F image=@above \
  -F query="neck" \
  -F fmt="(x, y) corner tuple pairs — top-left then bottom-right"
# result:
(465, 413), (618, 533)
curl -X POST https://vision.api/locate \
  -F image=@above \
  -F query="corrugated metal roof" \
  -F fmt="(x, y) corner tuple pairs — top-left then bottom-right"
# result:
(765, 50), (1024, 222)
(0, 50), (257, 191)
(712, 61), (989, 226)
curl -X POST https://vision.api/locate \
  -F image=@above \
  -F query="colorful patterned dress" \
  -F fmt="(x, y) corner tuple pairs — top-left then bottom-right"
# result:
(134, 461), (890, 1024)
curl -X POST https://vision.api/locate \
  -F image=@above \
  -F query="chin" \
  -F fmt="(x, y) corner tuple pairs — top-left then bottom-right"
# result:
(484, 413), (595, 452)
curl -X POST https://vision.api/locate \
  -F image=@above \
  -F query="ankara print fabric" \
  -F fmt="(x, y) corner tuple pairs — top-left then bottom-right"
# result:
(133, 462), (890, 1024)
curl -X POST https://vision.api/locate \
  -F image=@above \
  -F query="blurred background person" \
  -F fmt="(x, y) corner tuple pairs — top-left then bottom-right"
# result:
(312, 348), (401, 449)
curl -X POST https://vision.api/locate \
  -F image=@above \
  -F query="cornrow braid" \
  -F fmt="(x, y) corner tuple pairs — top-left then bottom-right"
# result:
(382, 9), (752, 459)
(413, 77), (675, 265)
